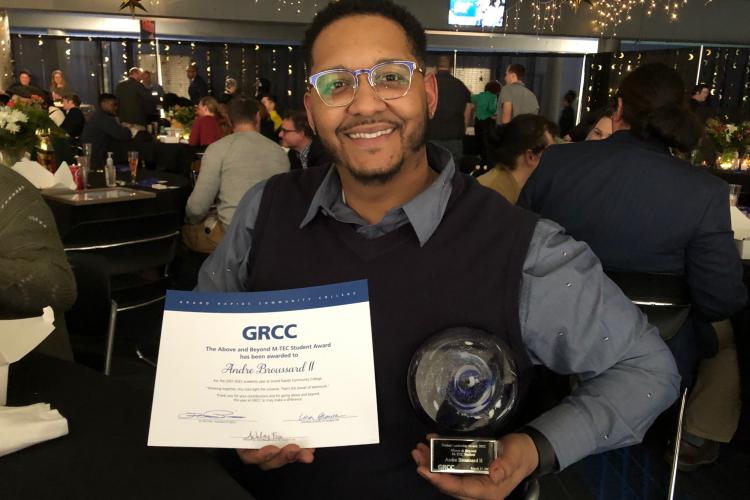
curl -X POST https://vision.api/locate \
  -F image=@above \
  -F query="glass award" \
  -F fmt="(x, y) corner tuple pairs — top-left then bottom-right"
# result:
(407, 328), (518, 474)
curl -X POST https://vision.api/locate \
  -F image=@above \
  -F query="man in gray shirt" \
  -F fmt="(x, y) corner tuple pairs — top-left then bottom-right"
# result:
(197, 2), (679, 498)
(498, 63), (540, 124)
(183, 96), (289, 253)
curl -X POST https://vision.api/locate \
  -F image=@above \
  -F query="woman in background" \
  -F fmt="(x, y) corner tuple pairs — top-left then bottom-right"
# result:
(189, 96), (225, 147)
(470, 80), (502, 166)
(49, 70), (75, 102)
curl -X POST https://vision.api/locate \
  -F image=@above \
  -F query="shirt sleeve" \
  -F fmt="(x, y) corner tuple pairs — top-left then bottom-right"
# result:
(195, 179), (267, 292)
(0, 180), (77, 315)
(185, 140), (223, 224)
(519, 219), (680, 470)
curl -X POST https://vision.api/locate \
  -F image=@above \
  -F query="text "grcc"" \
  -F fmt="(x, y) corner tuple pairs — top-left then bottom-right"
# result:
(242, 324), (298, 340)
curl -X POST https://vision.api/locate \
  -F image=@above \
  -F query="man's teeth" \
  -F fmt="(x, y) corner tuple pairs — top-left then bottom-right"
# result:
(347, 128), (394, 139)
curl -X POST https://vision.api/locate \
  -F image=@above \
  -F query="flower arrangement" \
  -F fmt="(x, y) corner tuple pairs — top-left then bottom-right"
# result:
(705, 118), (750, 151)
(166, 106), (196, 130)
(0, 101), (64, 167)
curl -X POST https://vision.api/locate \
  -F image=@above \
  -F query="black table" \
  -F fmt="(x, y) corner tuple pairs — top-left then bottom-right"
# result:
(0, 353), (252, 500)
(43, 171), (190, 247)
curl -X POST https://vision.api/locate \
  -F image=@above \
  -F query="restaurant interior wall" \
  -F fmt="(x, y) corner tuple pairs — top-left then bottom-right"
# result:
(10, 34), (309, 112)
(3, 0), (750, 45)
(581, 46), (750, 122)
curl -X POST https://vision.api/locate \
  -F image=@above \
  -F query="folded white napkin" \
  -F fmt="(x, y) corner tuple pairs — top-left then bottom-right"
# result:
(12, 159), (77, 190)
(0, 403), (69, 457)
(0, 307), (55, 405)
(730, 206), (750, 241)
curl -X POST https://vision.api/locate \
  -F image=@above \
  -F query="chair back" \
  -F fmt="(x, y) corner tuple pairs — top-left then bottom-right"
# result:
(605, 270), (691, 340)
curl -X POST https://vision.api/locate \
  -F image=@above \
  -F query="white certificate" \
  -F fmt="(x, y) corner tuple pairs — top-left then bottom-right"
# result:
(148, 280), (379, 449)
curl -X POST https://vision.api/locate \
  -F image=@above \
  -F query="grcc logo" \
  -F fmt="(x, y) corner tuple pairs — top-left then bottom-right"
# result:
(242, 324), (298, 340)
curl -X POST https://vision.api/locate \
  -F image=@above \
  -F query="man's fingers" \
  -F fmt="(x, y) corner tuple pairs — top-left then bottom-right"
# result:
(237, 444), (315, 470)
(236, 445), (281, 465)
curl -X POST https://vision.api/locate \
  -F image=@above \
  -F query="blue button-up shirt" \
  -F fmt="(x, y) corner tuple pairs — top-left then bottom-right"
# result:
(197, 145), (680, 470)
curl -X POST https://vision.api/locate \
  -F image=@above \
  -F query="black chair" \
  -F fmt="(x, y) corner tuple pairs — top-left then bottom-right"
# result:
(65, 253), (117, 374)
(62, 212), (180, 374)
(605, 270), (691, 341)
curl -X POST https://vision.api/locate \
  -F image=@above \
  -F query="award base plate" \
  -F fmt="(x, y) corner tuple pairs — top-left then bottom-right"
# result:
(429, 437), (498, 474)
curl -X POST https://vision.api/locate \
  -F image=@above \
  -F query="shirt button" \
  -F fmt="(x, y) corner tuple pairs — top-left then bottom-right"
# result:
(602, 336), (610, 342)
(565, 282), (573, 287)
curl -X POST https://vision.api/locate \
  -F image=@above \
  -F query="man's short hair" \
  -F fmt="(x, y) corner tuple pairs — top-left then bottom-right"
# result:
(228, 96), (261, 126)
(63, 94), (81, 107)
(283, 110), (314, 138)
(302, 0), (427, 72)
(225, 77), (237, 89)
(128, 67), (143, 76)
(98, 93), (117, 107)
(18, 70), (30, 78)
(507, 63), (526, 80)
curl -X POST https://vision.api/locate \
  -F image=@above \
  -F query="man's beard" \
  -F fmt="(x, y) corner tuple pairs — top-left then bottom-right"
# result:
(321, 111), (428, 186)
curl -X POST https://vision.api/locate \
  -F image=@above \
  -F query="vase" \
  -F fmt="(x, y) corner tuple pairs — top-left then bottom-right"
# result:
(717, 149), (739, 170)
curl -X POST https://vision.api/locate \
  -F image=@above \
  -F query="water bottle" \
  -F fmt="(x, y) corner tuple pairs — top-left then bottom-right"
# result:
(105, 152), (116, 187)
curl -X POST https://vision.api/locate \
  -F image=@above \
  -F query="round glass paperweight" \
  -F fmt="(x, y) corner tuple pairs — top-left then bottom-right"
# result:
(407, 328), (518, 434)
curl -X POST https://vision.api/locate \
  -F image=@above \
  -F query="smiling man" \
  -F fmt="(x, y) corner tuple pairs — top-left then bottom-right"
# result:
(197, 1), (679, 499)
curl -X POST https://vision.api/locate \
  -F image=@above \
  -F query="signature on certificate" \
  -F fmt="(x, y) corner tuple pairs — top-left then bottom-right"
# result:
(284, 412), (358, 423)
(178, 409), (247, 420)
(238, 430), (306, 442)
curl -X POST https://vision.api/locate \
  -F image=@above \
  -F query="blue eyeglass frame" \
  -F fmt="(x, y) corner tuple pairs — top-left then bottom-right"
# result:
(308, 60), (423, 107)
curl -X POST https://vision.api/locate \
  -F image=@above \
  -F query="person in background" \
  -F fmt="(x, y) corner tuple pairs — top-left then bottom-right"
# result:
(279, 110), (332, 170)
(187, 62), (209, 104)
(564, 107), (613, 142)
(49, 70), (75, 102)
(690, 83), (713, 123)
(261, 95), (283, 131)
(189, 96), (226, 147)
(256, 94), (278, 142)
(79, 93), (131, 168)
(558, 89), (576, 138)
(218, 77), (238, 104)
(60, 94), (85, 140)
(471, 79), (501, 166)
(519, 63), (747, 471)
(0, 94), (10, 106)
(203, 3), (679, 498)
(498, 63), (539, 124)
(115, 67), (150, 133)
(585, 112), (613, 141)
(183, 96), (289, 253)
(478, 114), (557, 204)
(0, 167), (76, 361)
(141, 70), (164, 124)
(426, 54), (472, 166)
(6, 70), (45, 100)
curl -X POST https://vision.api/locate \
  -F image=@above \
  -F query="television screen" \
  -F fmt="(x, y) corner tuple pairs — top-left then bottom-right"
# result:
(449, 0), (505, 28)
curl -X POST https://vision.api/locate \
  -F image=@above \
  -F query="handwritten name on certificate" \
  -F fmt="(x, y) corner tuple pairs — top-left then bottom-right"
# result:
(148, 280), (379, 449)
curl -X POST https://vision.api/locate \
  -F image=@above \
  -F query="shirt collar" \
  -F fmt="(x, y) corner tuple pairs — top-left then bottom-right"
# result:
(299, 143), (456, 246)
(298, 141), (313, 167)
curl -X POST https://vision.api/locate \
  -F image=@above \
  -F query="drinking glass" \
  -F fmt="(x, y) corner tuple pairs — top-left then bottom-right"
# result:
(128, 151), (139, 184)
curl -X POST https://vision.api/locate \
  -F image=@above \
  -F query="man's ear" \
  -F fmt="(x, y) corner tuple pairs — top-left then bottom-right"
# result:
(613, 97), (625, 124)
(304, 91), (317, 135)
(423, 72), (438, 119)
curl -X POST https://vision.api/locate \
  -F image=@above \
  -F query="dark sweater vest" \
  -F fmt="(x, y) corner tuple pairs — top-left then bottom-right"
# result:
(242, 165), (538, 499)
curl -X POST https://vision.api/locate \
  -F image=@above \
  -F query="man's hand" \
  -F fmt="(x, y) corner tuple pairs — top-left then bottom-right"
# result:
(411, 433), (539, 500)
(236, 444), (315, 471)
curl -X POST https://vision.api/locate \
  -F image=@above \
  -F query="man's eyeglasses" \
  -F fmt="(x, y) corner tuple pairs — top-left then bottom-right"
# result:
(279, 127), (299, 134)
(308, 60), (423, 107)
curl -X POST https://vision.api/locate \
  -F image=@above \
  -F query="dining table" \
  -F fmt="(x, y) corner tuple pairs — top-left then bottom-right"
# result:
(0, 352), (253, 499)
